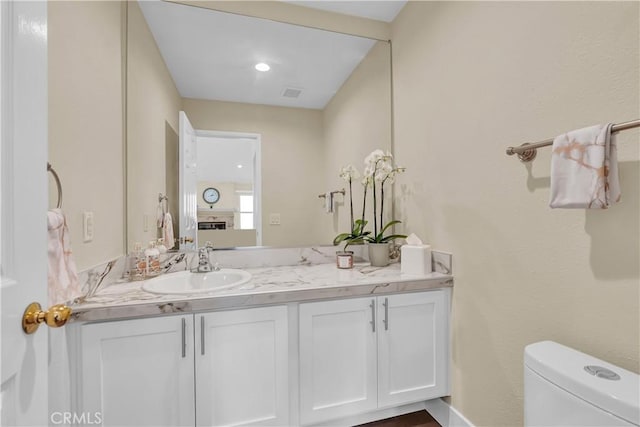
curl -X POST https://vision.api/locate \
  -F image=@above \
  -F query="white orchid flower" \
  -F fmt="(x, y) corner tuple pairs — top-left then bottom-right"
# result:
(339, 164), (360, 182)
(384, 166), (406, 184)
(374, 162), (392, 181)
(363, 164), (375, 178)
(364, 149), (385, 166)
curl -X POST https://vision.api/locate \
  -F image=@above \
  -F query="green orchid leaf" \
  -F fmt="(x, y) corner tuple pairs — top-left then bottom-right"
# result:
(333, 233), (352, 246)
(379, 220), (402, 236)
(378, 234), (408, 243)
(353, 219), (369, 234)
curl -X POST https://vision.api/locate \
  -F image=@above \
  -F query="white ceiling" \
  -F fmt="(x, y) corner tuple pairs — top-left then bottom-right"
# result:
(284, 1), (407, 22)
(196, 137), (255, 184)
(139, 1), (378, 109)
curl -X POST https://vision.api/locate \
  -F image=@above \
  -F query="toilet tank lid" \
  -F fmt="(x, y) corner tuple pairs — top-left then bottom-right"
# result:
(525, 341), (639, 426)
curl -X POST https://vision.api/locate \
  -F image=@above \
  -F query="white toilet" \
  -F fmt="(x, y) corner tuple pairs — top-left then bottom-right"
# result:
(524, 341), (639, 426)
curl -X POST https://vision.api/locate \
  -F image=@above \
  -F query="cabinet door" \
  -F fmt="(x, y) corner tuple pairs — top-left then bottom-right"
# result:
(195, 306), (288, 427)
(377, 291), (448, 408)
(299, 297), (378, 425)
(78, 315), (195, 427)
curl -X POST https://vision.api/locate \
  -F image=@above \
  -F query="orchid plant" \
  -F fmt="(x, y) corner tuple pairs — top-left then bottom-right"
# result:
(333, 149), (407, 249)
(363, 149), (407, 244)
(333, 165), (370, 249)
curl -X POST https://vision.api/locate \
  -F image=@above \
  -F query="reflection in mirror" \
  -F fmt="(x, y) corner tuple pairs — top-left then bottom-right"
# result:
(48, 1), (126, 270)
(48, 1), (393, 269)
(127, 1), (392, 251)
(195, 132), (261, 248)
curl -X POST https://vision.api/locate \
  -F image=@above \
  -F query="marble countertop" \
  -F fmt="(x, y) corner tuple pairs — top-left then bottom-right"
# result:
(71, 261), (453, 323)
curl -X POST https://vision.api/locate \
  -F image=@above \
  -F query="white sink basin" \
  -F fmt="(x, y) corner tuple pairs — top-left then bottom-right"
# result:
(141, 269), (252, 295)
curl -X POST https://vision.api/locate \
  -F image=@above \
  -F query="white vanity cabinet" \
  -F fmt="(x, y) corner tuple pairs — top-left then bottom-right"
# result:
(76, 315), (195, 427)
(376, 291), (448, 408)
(298, 290), (449, 425)
(195, 306), (289, 427)
(74, 305), (289, 427)
(71, 287), (450, 427)
(298, 298), (378, 424)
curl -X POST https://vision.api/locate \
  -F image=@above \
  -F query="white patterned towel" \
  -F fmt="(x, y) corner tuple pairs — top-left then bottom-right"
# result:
(163, 212), (175, 250)
(48, 209), (81, 305)
(549, 123), (620, 209)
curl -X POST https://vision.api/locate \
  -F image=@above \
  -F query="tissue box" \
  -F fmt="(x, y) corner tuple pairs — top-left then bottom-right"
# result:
(401, 245), (432, 276)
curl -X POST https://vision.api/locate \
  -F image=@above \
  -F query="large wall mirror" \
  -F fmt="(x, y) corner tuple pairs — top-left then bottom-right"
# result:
(127, 1), (392, 252)
(48, 1), (392, 269)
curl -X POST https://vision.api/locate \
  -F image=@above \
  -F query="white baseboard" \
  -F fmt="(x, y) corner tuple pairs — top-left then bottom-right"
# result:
(424, 398), (474, 427)
(307, 402), (426, 427)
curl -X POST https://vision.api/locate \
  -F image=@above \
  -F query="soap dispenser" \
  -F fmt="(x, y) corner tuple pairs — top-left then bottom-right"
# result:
(128, 242), (146, 281)
(145, 241), (161, 277)
(156, 238), (168, 254)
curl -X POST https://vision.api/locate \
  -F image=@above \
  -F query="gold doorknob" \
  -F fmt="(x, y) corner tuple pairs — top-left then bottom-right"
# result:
(180, 236), (194, 244)
(22, 302), (72, 335)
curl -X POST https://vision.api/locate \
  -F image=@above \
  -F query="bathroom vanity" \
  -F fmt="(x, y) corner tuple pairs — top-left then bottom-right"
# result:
(66, 250), (452, 426)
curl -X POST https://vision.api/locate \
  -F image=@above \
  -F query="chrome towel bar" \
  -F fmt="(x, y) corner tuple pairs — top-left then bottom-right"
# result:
(318, 189), (345, 199)
(506, 119), (640, 162)
(47, 162), (63, 208)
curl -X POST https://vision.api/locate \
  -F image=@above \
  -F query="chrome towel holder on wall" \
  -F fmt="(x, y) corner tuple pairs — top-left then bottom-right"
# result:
(47, 162), (63, 209)
(505, 119), (640, 162)
(318, 189), (346, 199)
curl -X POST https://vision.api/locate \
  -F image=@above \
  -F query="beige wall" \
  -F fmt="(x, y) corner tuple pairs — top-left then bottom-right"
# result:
(323, 41), (392, 242)
(198, 229), (257, 249)
(48, 1), (124, 270)
(391, 2), (639, 425)
(183, 99), (328, 247)
(126, 1), (182, 249)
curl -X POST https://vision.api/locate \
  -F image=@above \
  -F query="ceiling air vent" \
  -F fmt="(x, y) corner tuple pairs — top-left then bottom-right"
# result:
(282, 87), (302, 98)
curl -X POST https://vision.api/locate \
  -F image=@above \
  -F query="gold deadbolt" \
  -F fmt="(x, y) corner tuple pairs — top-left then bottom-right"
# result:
(22, 302), (72, 334)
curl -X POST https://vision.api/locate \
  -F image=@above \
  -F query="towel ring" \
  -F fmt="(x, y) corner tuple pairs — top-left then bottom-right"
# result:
(158, 193), (169, 214)
(47, 162), (63, 209)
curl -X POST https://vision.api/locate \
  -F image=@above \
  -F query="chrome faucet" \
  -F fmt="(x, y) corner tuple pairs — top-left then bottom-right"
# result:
(192, 242), (219, 273)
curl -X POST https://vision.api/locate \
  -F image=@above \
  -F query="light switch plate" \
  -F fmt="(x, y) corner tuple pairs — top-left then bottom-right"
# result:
(269, 213), (281, 225)
(83, 211), (94, 242)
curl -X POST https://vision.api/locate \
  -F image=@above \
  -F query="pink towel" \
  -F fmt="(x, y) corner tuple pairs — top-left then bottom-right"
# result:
(550, 123), (621, 209)
(48, 209), (81, 305)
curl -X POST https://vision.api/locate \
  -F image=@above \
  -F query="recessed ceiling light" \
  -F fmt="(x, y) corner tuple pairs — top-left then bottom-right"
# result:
(255, 62), (270, 72)
(237, 164), (243, 169)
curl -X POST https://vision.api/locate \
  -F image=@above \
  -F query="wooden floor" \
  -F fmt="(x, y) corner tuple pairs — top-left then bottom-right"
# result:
(357, 411), (441, 427)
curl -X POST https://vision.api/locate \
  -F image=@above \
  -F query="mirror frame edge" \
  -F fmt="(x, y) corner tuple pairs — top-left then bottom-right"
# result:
(166, 0), (391, 42)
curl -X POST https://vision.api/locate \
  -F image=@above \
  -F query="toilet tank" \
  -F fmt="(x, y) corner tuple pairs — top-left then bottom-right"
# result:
(524, 341), (639, 427)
